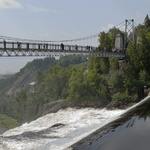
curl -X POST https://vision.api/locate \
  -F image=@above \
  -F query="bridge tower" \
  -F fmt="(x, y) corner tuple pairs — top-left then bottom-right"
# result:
(124, 19), (135, 50)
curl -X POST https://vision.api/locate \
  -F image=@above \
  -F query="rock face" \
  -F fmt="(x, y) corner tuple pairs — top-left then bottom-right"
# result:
(42, 98), (135, 117)
(144, 88), (150, 96)
(42, 100), (105, 116)
(106, 100), (135, 110)
(7, 69), (36, 95)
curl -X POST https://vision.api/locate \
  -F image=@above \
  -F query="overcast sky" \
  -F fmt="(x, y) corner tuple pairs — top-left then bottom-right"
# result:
(0, 0), (149, 74)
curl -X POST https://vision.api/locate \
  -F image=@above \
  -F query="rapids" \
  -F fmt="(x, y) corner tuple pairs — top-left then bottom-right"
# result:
(0, 108), (124, 150)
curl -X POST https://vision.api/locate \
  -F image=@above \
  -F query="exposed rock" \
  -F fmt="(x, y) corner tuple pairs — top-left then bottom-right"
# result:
(42, 99), (105, 116)
(7, 69), (36, 95)
(106, 100), (135, 109)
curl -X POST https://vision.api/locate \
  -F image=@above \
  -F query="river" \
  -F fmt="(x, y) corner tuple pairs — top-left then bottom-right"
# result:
(0, 107), (124, 150)
(0, 128), (7, 134)
(1, 96), (149, 150)
(70, 96), (150, 150)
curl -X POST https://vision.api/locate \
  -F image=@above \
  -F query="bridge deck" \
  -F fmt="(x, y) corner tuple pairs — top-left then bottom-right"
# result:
(0, 41), (125, 58)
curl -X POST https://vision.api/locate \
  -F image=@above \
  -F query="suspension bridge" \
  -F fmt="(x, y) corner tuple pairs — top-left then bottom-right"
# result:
(0, 20), (134, 58)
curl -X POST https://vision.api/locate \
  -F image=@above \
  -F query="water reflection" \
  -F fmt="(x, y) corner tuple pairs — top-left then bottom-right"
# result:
(71, 96), (150, 150)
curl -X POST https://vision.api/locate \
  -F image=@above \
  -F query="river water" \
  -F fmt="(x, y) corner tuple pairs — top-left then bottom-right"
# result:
(0, 128), (7, 134)
(0, 108), (125, 150)
(70, 96), (150, 150)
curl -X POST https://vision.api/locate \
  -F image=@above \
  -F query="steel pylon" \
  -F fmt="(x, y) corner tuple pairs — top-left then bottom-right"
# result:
(124, 19), (135, 50)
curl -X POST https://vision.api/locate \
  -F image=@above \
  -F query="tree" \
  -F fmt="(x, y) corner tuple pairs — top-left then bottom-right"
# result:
(125, 21), (150, 99)
(15, 90), (27, 122)
(68, 68), (110, 102)
(43, 66), (70, 101)
(88, 57), (110, 74)
(109, 70), (124, 89)
(144, 14), (150, 28)
(109, 57), (119, 72)
(68, 68), (86, 101)
(98, 32), (113, 51)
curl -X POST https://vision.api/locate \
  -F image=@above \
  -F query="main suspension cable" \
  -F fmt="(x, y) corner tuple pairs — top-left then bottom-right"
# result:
(0, 20), (127, 43)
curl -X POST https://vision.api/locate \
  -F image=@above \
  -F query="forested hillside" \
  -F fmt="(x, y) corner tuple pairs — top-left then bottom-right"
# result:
(0, 55), (87, 125)
(0, 15), (150, 127)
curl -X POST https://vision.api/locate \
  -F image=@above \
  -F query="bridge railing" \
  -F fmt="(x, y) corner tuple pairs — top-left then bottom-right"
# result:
(0, 41), (97, 52)
(0, 41), (125, 58)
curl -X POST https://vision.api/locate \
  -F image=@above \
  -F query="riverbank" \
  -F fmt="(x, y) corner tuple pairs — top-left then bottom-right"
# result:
(0, 98), (136, 134)
(42, 99), (134, 116)
(0, 114), (20, 134)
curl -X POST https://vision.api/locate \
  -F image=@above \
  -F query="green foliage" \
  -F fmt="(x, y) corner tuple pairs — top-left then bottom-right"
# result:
(112, 91), (138, 102)
(0, 114), (20, 129)
(15, 90), (28, 122)
(127, 39), (149, 74)
(98, 32), (113, 51)
(0, 16), (150, 125)
(109, 70), (124, 89)
(146, 32), (150, 41)
(144, 14), (150, 28)
(109, 57), (119, 71)
(98, 27), (124, 51)
(124, 64), (137, 89)
(139, 70), (150, 86)
(124, 16), (150, 99)
(68, 67), (110, 102)
(112, 91), (132, 102)
(57, 55), (87, 67)
(68, 68), (86, 101)
(43, 66), (70, 101)
(88, 57), (109, 74)
(28, 57), (57, 71)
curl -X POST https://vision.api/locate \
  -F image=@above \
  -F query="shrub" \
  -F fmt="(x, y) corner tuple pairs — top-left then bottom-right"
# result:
(112, 91), (132, 102)
(0, 114), (20, 129)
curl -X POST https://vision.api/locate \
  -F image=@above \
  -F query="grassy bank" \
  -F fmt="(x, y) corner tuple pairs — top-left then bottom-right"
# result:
(0, 114), (20, 129)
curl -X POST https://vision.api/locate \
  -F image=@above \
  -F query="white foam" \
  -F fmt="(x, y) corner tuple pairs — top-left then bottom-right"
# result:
(1, 107), (124, 150)
(2, 96), (150, 150)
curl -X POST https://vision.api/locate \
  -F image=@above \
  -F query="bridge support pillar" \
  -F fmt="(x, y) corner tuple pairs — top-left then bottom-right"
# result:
(124, 19), (135, 50)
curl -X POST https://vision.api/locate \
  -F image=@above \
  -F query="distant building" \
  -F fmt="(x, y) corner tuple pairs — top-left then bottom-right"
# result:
(115, 33), (124, 50)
